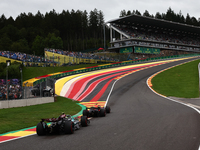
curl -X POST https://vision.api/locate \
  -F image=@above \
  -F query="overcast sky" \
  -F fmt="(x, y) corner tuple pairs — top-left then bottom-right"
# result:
(1, 0), (200, 22)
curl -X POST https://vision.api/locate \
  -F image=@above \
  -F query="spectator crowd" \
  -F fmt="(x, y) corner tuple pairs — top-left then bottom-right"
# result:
(0, 48), (117, 67)
(45, 48), (116, 62)
(0, 51), (51, 63)
(0, 79), (22, 100)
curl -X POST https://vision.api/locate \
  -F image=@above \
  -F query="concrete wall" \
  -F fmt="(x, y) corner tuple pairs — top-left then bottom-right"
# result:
(0, 97), (54, 109)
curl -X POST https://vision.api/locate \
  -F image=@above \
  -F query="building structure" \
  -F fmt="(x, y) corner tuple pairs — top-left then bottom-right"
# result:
(105, 15), (200, 57)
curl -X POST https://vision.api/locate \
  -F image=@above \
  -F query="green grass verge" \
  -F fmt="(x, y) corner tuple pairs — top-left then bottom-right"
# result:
(151, 59), (200, 98)
(0, 64), (105, 134)
(0, 96), (81, 134)
(23, 63), (103, 81)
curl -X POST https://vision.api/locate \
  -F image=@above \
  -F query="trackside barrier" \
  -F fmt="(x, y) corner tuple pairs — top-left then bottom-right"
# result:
(23, 53), (200, 87)
(0, 97), (54, 109)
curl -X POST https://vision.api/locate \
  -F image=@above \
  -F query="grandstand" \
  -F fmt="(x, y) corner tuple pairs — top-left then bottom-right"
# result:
(44, 48), (117, 66)
(0, 49), (117, 68)
(105, 14), (200, 57)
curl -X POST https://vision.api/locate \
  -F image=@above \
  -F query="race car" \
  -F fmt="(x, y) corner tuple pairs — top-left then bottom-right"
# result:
(36, 113), (89, 135)
(82, 104), (111, 117)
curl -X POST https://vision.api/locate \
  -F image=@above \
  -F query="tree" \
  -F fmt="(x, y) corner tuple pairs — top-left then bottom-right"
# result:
(0, 24), (18, 41)
(15, 13), (29, 29)
(89, 8), (99, 46)
(135, 10), (141, 16)
(45, 33), (63, 49)
(0, 34), (12, 51)
(186, 13), (192, 25)
(6, 17), (14, 26)
(165, 7), (176, 21)
(127, 10), (132, 16)
(191, 17), (198, 26)
(81, 10), (89, 50)
(32, 35), (45, 55)
(120, 10), (126, 17)
(177, 11), (185, 23)
(98, 10), (104, 40)
(0, 14), (7, 29)
(155, 12), (162, 19)
(58, 10), (71, 42)
(143, 10), (151, 17)
(18, 28), (27, 39)
(10, 39), (29, 53)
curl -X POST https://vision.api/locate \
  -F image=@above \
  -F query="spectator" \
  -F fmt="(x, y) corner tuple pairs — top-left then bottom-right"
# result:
(0, 79), (22, 100)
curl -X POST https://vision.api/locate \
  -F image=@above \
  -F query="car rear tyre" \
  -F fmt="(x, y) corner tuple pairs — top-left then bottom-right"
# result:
(36, 122), (46, 136)
(105, 106), (111, 113)
(81, 116), (88, 127)
(64, 121), (74, 134)
(100, 108), (106, 117)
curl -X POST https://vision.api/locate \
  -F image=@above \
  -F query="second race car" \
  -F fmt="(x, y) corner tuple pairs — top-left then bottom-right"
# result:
(36, 113), (89, 135)
(82, 104), (111, 117)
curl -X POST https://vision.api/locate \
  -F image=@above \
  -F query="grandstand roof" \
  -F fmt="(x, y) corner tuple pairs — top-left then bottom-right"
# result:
(106, 15), (200, 34)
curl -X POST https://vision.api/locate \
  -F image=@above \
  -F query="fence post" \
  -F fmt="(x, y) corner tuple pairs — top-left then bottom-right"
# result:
(24, 82), (28, 99)
(40, 82), (42, 97)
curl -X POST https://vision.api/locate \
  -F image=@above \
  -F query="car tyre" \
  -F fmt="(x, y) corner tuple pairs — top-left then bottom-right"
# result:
(105, 106), (111, 113)
(36, 122), (46, 136)
(83, 109), (88, 117)
(64, 121), (74, 134)
(100, 108), (106, 117)
(81, 116), (88, 127)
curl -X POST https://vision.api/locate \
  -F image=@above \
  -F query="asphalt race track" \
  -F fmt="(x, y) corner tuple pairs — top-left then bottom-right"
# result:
(1, 57), (200, 150)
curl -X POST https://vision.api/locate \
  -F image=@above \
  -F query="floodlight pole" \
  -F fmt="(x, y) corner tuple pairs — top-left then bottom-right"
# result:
(20, 67), (23, 99)
(6, 65), (8, 100)
(103, 23), (106, 50)
(53, 52), (54, 76)
(6, 60), (11, 100)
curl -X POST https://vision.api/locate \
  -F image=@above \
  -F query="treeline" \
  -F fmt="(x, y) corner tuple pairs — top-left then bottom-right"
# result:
(120, 7), (200, 26)
(0, 7), (200, 56)
(0, 9), (107, 56)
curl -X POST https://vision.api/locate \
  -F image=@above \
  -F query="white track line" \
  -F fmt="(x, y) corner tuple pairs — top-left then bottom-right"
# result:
(146, 64), (200, 114)
(104, 79), (119, 108)
(146, 71), (200, 150)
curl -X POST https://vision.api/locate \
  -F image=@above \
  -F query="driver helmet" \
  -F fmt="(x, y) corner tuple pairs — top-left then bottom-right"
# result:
(60, 112), (66, 118)
(94, 103), (98, 107)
